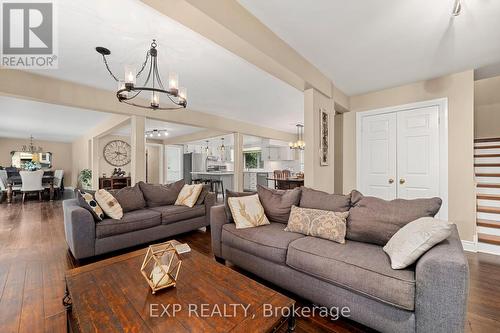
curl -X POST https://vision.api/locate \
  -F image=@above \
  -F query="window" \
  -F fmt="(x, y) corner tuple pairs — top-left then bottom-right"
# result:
(244, 151), (264, 169)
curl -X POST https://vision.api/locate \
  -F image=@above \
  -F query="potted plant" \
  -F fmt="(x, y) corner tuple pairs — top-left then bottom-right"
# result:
(23, 161), (41, 171)
(79, 169), (92, 190)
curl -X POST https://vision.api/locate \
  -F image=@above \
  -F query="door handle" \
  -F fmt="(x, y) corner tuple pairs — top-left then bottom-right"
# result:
(388, 178), (394, 184)
(399, 178), (406, 184)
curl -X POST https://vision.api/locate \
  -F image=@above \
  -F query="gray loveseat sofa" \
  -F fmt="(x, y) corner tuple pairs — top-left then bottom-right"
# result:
(210, 186), (469, 333)
(64, 181), (215, 260)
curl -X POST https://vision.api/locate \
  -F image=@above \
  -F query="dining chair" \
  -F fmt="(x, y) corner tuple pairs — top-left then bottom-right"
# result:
(50, 169), (64, 199)
(19, 170), (44, 204)
(0, 170), (21, 203)
(281, 170), (291, 178)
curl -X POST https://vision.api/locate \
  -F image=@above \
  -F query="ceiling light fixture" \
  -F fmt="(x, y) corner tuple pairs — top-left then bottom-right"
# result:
(452, 0), (462, 16)
(96, 39), (187, 110)
(21, 135), (43, 153)
(289, 124), (305, 150)
(219, 138), (226, 153)
(144, 129), (169, 138)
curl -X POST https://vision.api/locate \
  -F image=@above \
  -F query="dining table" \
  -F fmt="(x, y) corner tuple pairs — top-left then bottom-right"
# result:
(266, 177), (304, 189)
(6, 175), (55, 204)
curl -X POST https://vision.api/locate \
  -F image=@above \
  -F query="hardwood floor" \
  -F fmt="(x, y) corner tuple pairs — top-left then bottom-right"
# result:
(0, 199), (499, 332)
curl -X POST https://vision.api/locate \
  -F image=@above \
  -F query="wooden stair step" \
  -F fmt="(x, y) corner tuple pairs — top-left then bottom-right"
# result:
(478, 233), (500, 246)
(477, 194), (500, 201)
(477, 206), (500, 214)
(475, 137), (500, 143)
(477, 183), (500, 188)
(477, 219), (500, 228)
(475, 163), (500, 167)
(474, 154), (500, 158)
(475, 145), (500, 149)
(476, 173), (500, 177)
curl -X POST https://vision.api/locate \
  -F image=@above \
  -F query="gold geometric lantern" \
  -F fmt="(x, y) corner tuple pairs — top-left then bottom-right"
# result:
(140, 241), (182, 294)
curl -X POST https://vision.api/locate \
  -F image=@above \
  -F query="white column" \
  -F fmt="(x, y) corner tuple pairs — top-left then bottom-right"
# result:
(91, 138), (99, 190)
(131, 115), (146, 185)
(233, 132), (244, 192)
(304, 88), (335, 193)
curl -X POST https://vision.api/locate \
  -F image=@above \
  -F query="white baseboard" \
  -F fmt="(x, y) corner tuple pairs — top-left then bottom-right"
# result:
(477, 242), (500, 256)
(461, 240), (477, 252)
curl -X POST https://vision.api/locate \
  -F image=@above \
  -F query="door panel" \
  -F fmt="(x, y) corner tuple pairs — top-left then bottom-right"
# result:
(397, 106), (440, 199)
(166, 146), (183, 183)
(360, 113), (397, 200)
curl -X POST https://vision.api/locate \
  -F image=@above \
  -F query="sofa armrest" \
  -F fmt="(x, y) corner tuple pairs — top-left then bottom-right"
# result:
(63, 199), (96, 260)
(204, 192), (216, 226)
(415, 225), (469, 333)
(210, 205), (230, 258)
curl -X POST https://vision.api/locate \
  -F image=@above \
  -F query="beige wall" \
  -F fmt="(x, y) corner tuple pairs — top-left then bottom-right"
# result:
(0, 137), (73, 187)
(303, 88), (335, 193)
(474, 75), (500, 139)
(344, 70), (476, 241)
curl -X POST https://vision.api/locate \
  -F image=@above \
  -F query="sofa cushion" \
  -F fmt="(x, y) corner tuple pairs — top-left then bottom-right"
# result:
(347, 190), (442, 245)
(222, 222), (304, 264)
(150, 205), (205, 225)
(95, 209), (161, 239)
(109, 184), (146, 213)
(286, 237), (416, 310)
(224, 190), (257, 222)
(195, 184), (211, 206)
(299, 187), (351, 212)
(138, 180), (185, 207)
(257, 185), (301, 223)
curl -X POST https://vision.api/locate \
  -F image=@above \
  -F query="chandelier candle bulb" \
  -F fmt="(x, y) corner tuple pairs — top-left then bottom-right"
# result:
(179, 87), (187, 101)
(124, 65), (136, 87)
(151, 92), (160, 108)
(169, 72), (179, 95)
(117, 81), (128, 99)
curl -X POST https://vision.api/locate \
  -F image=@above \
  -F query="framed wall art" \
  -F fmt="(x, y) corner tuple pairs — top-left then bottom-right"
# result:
(319, 108), (329, 166)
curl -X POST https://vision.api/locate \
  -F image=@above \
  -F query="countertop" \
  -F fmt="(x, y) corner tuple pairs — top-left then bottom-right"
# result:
(243, 170), (273, 173)
(190, 171), (234, 175)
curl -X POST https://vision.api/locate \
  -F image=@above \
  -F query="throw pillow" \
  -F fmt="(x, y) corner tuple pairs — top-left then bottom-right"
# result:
(228, 194), (270, 229)
(299, 187), (351, 212)
(175, 184), (204, 208)
(347, 190), (442, 246)
(285, 205), (349, 243)
(224, 189), (257, 222)
(95, 189), (124, 219)
(75, 189), (104, 222)
(195, 184), (211, 206)
(110, 184), (146, 213)
(257, 185), (301, 223)
(138, 179), (185, 207)
(383, 217), (453, 269)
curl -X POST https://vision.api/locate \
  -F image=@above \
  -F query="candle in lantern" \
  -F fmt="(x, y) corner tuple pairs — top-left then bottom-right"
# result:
(168, 72), (179, 95)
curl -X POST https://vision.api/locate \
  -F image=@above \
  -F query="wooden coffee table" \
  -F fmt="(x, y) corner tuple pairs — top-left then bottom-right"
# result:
(63, 242), (296, 332)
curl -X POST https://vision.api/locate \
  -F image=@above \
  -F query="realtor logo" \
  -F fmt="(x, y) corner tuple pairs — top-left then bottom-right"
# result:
(1, 0), (58, 68)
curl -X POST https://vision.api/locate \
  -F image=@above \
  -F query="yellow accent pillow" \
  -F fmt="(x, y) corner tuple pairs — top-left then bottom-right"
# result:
(228, 194), (270, 229)
(95, 189), (123, 219)
(175, 184), (204, 208)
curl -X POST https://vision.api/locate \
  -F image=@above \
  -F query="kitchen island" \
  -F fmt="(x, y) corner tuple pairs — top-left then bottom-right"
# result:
(190, 171), (234, 192)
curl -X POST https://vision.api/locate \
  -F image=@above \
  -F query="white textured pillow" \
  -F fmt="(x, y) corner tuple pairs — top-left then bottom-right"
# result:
(383, 217), (453, 269)
(95, 189), (123, 219)
(228, 194), (270, 229)
(175, 184), (203, 208)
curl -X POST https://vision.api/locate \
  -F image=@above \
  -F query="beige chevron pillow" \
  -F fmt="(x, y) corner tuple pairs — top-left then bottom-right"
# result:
(95, 189), (123, 219)
(175, 184), (203, 208)
(285, 206), (349, 244)
(228, 194), (270, 229)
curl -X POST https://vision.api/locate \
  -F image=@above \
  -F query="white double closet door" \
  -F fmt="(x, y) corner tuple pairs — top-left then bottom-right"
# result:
(359, 105), (440, 202)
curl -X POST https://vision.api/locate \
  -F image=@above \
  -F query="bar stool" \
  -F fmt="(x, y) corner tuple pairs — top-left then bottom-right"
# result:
(210, 180), (224, 200)
(191, 178), (203, 184)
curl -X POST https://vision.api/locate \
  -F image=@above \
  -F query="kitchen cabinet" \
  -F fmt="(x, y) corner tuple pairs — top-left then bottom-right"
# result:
(261, 147), (296, 161)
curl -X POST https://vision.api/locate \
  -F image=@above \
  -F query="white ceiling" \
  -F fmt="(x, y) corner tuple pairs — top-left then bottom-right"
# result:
(26, 0), (303, 132)
(0, 96), (112, 142)
(238, 0), (500, 95)
(0, 96), (203, 142)
(113, 118), (202, 138)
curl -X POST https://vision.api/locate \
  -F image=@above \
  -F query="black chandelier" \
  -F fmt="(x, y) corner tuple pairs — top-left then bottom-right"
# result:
(96, 39), (187, 110)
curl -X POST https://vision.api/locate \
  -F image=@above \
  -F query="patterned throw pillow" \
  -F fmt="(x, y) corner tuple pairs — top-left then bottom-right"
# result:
(75, 189), (104, 222)
(175, 184), (204, 208)
(285, 205), (349, 244)
(228, 194), (270, 229)
(95, 189), (123, 219)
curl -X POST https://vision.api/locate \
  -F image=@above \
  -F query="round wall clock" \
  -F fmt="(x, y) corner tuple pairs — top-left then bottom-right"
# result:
(103, 140), (131, 167)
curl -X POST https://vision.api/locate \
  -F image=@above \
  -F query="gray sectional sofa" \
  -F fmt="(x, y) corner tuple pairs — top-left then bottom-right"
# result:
(63, 181), (215, 260)
(210, 186), (469, 333)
